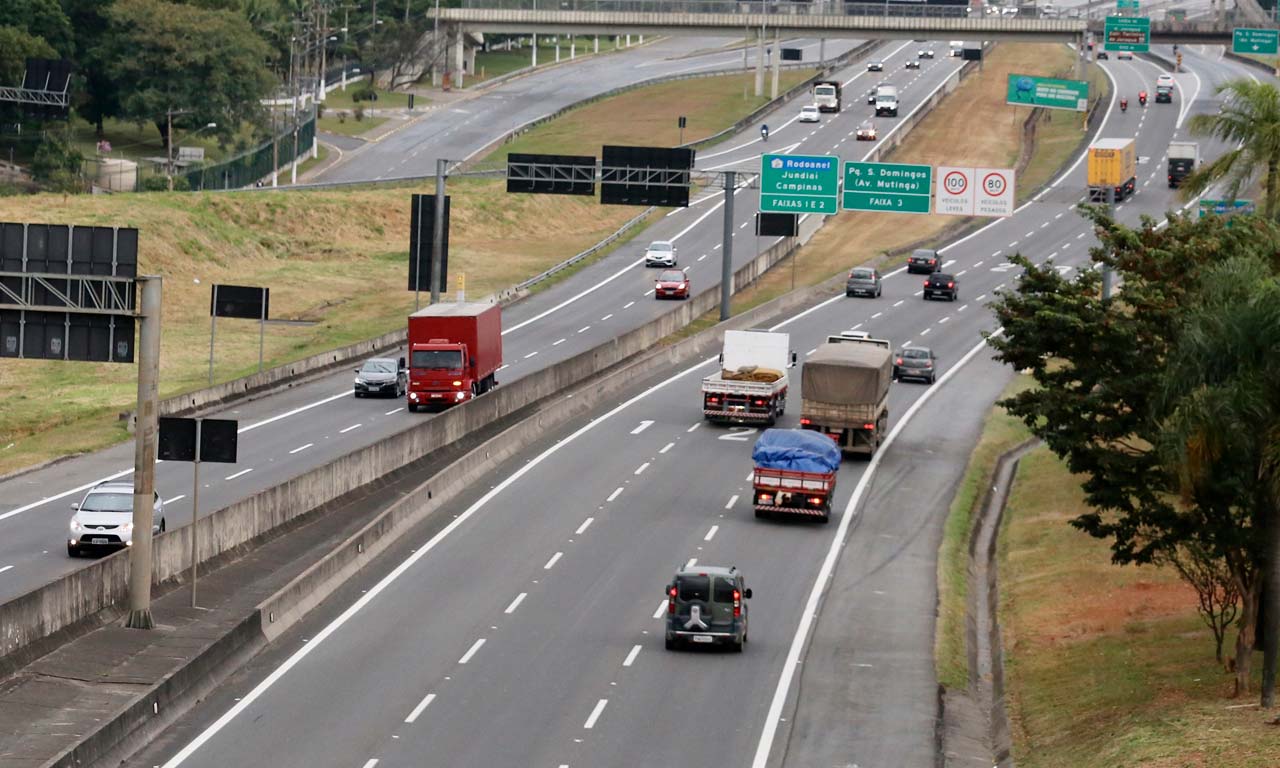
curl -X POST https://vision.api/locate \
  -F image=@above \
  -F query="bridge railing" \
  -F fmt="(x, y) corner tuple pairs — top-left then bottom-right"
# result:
(458, 0), (989, 18)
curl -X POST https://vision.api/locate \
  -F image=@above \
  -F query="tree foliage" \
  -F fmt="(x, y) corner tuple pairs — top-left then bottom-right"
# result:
(1181, 79), (1280, 220)
(0, 25), (57, 87)
(0, 0), (75, 55)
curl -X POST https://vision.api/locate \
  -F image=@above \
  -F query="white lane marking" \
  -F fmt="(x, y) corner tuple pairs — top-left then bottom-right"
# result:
(704, 525), (719, 542)
(725, 494), (739, 509)
(892, 300), (904, 307)
(1054, 212), (1064, 220)
(0, 565), (14, 575)
(601, 313), (614, 321)
(976, 294), (987, 302)
(623, 301), (636, 309)
(740, 221), (749, 229)
(631, 420), (654, 435)
(288, 443), (313, 454)
(544, 552), (563, 570)
(871, 312), (883, 319)
(958, 304), (969, 311)
(524, 351), (538, 359)
(938, 317), (950, 324)
(1076, 232), (1086, 239)
(497, 364), (510, 372)
(653, 599), (667, 619)
(634, 462), (650, 475)
(750, 329), (1004, 768)
(339, 423), (362, 434)
(644, 289), (655, 296)
(687, 423), (701, 432)
(164, 495), (186, 505)
(505, 592), (528, 614)
(685, 557), (698, 569)
(575, 517), (594, 535)
(458, 638), (486, 664)
(404, 693), (436, 724)
(1039, 222), (1049, 229)
(363, 760), (379, 768)
(659, 442), (675, 454)
(584, 699), (608, 729)
(972, 260), (983, 268)
(697, 254), (707, 261)
(1008, 240), (1019, 248)
(920, 328), (932, 336)
(623, 644), (642, 667)
(553, 338), (567, 346)
(942, 259), (956, 268)
(578, 326), (591, 333)
(956, 270), (967, 276)
(158, 355), (723, 768)
(384, 408), (402, 416)
(1049, 251), (1060, 260)
(851, 323), (863, 331)
(807, 348), (818, 355)
(224, 468), (253, 481)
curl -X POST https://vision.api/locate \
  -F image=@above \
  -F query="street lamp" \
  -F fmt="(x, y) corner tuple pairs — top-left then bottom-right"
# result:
(166, 113), (217, 191)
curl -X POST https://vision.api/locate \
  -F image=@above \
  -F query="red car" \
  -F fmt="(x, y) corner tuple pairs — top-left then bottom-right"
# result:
(655, 269), (690, 300)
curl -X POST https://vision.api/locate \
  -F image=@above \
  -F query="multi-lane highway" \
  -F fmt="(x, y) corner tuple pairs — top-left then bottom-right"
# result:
(117, 41), (1261, 768)
(0, 40), (965, 599)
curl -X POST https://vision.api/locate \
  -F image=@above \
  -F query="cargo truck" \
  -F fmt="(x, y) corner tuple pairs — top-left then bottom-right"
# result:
(751, 428), (841, 523)
(799, 334), (893, 457)
(1087, 138), (1137, 202)
(702, 330), (795, 425)
(406, 302), (502, 412)
(813, 80), (842, 113)
(1167, 141), (1199, 188)
(874, 85), (899, 117)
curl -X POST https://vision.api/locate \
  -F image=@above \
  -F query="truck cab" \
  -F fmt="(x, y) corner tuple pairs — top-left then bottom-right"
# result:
(813, 80), (841, 113)
(406, 302), (502, 412)
(874, 85), (899, 117)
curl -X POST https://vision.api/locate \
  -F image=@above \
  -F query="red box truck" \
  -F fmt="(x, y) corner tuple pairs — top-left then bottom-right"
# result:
(406, 302), (502, 412)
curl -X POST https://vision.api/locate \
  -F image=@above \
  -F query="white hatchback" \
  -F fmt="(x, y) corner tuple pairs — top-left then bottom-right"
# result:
(798, 105), (821, 123)
(644, 240), (677, 267)
(69, 481), (165, 556)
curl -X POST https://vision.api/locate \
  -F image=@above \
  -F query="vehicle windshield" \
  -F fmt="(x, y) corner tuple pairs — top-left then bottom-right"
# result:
(902, 348), (931, 360)
(411, 349), (464, 370)
(659, 270), (684, 282)
(802, 106), (818, 113)
(677, 575), (710, 602)
(360, 360), (397, 374)
(80, 492), (133, 512)
(648, 242), (672, 252)
(814, 86), (835, 96)
(850, 269), (875, 280)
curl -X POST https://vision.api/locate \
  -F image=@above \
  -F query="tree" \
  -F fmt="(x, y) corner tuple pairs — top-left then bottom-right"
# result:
(1155, 254), (1280, 705)
(1157, 542), (1241, 666)
(0, 26), (57, 86)
(0, 0), (75, 55)
(31, 126), (82, 191)
(1181, 79), (1280, 220)
(987, 208), (1280, 701)
(59, 0), (120, 136)
(95, 0), (274, 149)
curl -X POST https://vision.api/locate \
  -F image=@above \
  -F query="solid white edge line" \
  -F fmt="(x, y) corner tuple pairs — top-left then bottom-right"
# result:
(749, 328), (1003, 768)
(458, 638), (486, 665)
(164, 495), (186, 505)
(224, 468), (253, 481)
(0, 565), (14, 575)
(404, 693), (436, 723)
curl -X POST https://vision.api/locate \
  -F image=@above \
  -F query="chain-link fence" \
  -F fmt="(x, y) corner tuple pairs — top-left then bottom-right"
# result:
(184, 113), (316, 191)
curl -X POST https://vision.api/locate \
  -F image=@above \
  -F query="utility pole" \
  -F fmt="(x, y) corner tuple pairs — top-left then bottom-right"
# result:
(754, 23), (765, 97)
(166, 109), (174, 192)
(430, 157), (447, 304)
(770, 27), (781, 100)
(126, 276), (163, 630)
(720, 171), (735, 321)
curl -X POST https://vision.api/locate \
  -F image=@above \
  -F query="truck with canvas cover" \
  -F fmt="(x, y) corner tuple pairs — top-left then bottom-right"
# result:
(813, 80), (841, 112)
(799, 334), (892, 456)
(751, 428), (841, 522)
(1087, 138), (1137, 202)
(702, 330), (794, 425)
(1167, 141), (1198, 188)
(406, 302), (502, 412)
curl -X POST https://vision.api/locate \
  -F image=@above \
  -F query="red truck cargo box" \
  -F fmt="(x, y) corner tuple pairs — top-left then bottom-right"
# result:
(407, 302), (503, 382)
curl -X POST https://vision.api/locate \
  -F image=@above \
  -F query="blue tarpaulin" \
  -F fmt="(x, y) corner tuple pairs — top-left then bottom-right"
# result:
(751, 429), (841, 474)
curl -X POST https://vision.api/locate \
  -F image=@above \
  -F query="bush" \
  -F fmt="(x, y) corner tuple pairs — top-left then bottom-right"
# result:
(350, 85), (377, 102)
(353, 106), (365, 122)
(32, 130), (83, 191)
(316, 103), (326, 118)
(140, 175), (191, 191)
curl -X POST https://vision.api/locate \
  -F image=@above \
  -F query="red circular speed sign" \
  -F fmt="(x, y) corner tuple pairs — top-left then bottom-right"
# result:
(982, 171), (1008, 197)
(942, 170), (968, 196)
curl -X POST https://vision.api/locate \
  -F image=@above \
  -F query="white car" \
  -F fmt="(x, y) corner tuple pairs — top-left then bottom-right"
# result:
(69, 481), (165, 556)
(1118, 50), (1134, 60)
(1157, 74), (1175, 88)
(644, 240), (677, 267)
(798, 105), (821, 123)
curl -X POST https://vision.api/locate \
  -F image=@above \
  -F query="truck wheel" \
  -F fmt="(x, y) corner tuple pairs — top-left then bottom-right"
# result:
(819, 512), (831, 525)
(408, 403), (417, 413)
(755, 509), (768, 520)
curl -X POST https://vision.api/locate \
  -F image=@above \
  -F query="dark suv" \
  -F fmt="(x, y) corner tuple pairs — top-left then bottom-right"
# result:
(923, 272), (958, 301)
(664, 566), (751, 652)
(907, 248), (941, 274)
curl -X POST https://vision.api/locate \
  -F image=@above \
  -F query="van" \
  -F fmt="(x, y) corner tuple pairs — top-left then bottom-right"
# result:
(874, 85), (899, 117)
(949, 40), (964, 57)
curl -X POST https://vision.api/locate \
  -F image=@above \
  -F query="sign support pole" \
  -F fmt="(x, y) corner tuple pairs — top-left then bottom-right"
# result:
(430, 157), (447, 304)
(127, 275), (163, 630)
(208, 284), (217, 386)
(258, 296), (266, 373)
(190, 419), (201, 608)
(720, 171), (735, 322)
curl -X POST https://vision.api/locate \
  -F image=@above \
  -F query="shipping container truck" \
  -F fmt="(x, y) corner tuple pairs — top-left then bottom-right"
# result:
(751, 428), (841, 523)
(1167, 141), (1199, 188)
(799, 334), (893, 457)
(406, 302), (502, 412)
(702, 330), (796, 425)
(1087, 138), (1137, 202)
(813, 80), (842, 113)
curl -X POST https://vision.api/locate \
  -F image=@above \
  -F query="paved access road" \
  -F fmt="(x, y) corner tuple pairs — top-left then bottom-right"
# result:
(0, 40), (961, 600)
(123, 45), (1253, 768)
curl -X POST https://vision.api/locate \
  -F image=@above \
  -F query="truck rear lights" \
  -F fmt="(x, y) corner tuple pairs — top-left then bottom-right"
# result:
(896, 358), (904, 365)
(862, 423), (875, 430)
(753, 399), (765, 406)
(808, 496), (824, 506)
(757, 492), (774, 505)
(708, 396), (720, 404)
(799, 417), (811, 425)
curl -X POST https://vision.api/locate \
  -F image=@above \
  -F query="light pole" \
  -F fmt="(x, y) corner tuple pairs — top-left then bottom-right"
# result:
(165, 112), (216, 191)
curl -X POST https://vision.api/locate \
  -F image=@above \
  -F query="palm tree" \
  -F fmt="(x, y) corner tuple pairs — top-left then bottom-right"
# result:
(1158, 255), (1280, 706)
(1181, 79), (1280, 220)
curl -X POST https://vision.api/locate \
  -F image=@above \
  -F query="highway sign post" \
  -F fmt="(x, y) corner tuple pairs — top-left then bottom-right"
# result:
(1232, 28), (1280, 56)
(935, 167), (1015, 217)
(760, 153), (840, 215)
(1006, 74), (1088, 111)
(841, 161), (932, 215)
(1104, 16), (1151, 52)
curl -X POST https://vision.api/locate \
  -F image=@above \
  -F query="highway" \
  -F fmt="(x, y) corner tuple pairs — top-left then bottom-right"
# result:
(120, 42), (1259, 768)
(0, 40), (963, 600)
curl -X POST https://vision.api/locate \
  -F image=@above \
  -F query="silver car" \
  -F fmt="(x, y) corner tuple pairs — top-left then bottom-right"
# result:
(644, 240), (677, 267)
(68, 481), (165, 556)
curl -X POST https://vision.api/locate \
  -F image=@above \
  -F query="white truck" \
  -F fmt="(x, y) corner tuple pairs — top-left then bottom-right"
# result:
(874, 85), (899, 117)
(702, 330), (795, 425)
(949, 40), (964, 57)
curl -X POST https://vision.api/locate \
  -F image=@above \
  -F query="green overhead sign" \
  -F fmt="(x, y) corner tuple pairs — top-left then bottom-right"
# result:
(842, 161), (932, 215)
(1116, 0), (1139, 9)
(1006, 74), (1089, 112)
(1232, 28), (1280, 56)
(759, 153), (840, 215)
(1198, 199), (1255, 218)
(1104, 15), (1151, 52)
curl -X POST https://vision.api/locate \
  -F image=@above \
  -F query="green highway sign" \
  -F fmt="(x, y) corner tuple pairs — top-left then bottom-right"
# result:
(1006, 74), (1089, 112)
(1104, 15), (1151, 52)
(1116, 0), (1139, 9)
(1232, 28), (1280, 56)
(842, 161), (932, 215)
(1198, 199), (1255, 217)
(759, 153), (840, 215)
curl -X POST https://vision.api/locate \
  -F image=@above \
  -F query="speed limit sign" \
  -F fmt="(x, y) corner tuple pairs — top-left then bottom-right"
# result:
(943, 170), (968, 196)
(936, 166), (975, 215)
(976, 168), (1015, 216)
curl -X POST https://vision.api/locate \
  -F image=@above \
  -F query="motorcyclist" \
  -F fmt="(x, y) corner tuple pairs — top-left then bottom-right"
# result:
(1120, 97), (1128, 112)
(760, 123), (769, 142)
(1139, 90), (1148, 106)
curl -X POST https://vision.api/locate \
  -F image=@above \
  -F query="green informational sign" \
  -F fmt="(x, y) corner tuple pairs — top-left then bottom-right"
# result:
(841, 161), (932, 215)
(1232, 28), (1280, 56)
(1006, 74), (1089, 112)
(1198, 199), (1255, 218)
(1104, 15), (1151, 52)
(759, 153), (840, 215)
(1116, 0), (1139, 9)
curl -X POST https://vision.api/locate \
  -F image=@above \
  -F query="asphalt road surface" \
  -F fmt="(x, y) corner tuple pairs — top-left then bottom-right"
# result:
(120, 44), (1259, 768)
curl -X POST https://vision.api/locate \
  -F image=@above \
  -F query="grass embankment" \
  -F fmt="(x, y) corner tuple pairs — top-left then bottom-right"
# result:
(1001, 446), (1280, 766)
(471, 36), (625, 85)
(1018, 62), (1110, 196)
(934, 373), (1035, 690)
(671, 42), (1082, 341)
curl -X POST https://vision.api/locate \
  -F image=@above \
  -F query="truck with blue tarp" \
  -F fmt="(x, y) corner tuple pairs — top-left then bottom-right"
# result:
(751, 428), (841, 523)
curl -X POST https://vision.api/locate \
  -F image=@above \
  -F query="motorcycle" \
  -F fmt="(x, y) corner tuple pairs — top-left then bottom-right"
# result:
(1139, 92), (1148, 107)
(760, 124), (769, 142)
(1120, 98), (1128, 113)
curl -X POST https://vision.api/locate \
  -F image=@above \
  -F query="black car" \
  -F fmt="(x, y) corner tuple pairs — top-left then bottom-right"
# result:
(354, 356), (407, 397)
(867, 88), (878, 105)
(894, 346), (938, 384)
(906, 248), (941, 274)
(905, 60), (921, 69)
(923, 272), (958, 301)
(846, 266), (882, 298)
(1097, 50), (1109, 60)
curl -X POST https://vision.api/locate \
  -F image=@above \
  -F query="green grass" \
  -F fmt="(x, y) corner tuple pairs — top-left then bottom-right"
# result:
(321, 77), (411, 110)
(67, 116), (260, 166)
(317, 114), (388, 137)
(934, 374), (1036, 690)
(1000, 447), (1280, 767)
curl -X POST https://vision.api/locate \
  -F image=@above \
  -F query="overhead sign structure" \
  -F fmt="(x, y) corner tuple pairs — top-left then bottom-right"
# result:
(760, 154), (840, 215)
(936, 167), (1016, 218)
(1232, 28), (1280, 56)
(841, 161), (932, 215)
(1104, 15), (1151, 52)
(1006, 74), (1089, 112)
